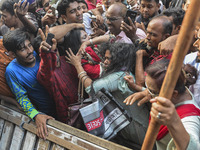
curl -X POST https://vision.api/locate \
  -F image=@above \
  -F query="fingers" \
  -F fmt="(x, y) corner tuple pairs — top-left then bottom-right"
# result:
(40, 41), (51, 51)
(155, 97), (172, 107)
(20, 0), (29, 9)
(128, 17), (135, 27)
(121, 21), (130, 32)
(137, 95), (150, 106)
(38, 28), (46, 41)
(36, 122), (46, 139)
(51, 38), (57, 51)
(45, 25), (49, 38)
(43, 123), (48, 138)
(123, 93), (139, 105)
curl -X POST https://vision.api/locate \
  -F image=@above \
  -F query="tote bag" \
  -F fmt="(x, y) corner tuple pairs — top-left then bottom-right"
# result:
(80, 88), (132, 140)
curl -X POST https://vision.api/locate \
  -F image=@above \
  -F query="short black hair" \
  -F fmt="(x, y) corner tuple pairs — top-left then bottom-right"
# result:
(140, 0), (159, 4)
(3, 29), (30, 53)
(77, 0), (88, 8)
(0, 0), (18, 16)
(162, 8), (185, 27)
(57, 0), (78, 16)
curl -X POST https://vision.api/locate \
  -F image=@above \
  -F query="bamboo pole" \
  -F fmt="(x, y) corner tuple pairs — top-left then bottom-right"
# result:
(141, 1), (200, 149)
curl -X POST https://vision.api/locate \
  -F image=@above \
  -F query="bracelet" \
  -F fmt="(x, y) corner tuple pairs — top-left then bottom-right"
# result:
(80, 74), (88, 81)
(78, 71), (87, 78)
(90, 39), (94, 45)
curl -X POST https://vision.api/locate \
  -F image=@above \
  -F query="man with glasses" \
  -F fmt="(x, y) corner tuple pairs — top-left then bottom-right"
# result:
(105, 2), (133, 44)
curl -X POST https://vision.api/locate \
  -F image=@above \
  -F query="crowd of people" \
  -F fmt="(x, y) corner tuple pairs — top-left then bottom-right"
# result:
(0, 0), (199, 149)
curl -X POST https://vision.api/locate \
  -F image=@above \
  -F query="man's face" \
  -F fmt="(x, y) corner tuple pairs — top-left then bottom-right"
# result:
(79, 2), (88, 13)
(1, 10), (17, 28)
(140, 0), (160, 20)
(146, 19), (166, 49)
(65, 2), (83, 23)
(15, 40), (35, 67)
(106, 6), (123, 35)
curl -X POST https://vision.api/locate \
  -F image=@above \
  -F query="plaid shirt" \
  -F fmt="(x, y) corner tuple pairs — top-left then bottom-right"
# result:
(37, 50), (79, 123)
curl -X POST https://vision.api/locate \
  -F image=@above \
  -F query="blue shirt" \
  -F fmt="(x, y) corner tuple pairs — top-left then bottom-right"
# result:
(5, 51), (56, 119)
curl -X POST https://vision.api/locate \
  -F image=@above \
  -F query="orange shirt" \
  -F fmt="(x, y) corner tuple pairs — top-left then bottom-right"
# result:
(0, 39), (15, 97)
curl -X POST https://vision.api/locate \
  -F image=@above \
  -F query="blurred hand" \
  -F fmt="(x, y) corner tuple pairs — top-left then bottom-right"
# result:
(136, 22), (146, 33)
(120, 17), (137, 40)
(127, 0), (136, 6)
(91, 22), (105, 38)
(75, 23), (85, 29)
(41, 9), (57, 27)
(38, 26), (57, 52)
(14, 0), (29, 18)
(79, 42), (88, 54)
(96, 3), (104, 14)
(65, 48), (82, 67)
(124, 74), (134, 86)
(136, 49), (149, 57)
(124, 89), (151, 106)
(96, 15), (104, 25)
(158, 35), (178, 55)
(35, 114), (54, 139)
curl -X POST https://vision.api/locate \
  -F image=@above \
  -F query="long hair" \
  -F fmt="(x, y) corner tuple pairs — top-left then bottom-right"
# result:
(64, 28), (84, 55)
(99, 42), (136, 76)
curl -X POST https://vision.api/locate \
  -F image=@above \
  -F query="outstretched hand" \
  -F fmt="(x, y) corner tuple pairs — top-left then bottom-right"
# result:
(14, 0), (29, 18)
(35, 114), (54, 139)
(120, 17), (138, 41)
(124, 89), (151, 106)
(38, 26), (57, 52)
(41, 9), (57, 27)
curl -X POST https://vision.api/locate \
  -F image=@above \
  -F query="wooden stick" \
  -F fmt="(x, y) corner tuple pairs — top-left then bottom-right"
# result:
(141, 1), (200, 149)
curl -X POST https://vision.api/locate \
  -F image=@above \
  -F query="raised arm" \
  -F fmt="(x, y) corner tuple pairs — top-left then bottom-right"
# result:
(14, 0), (38, 35)
(49, 23), (84, 42)
(37, 27), (58, 87)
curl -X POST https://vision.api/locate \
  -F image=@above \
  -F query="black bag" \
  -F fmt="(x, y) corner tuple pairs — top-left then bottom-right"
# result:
(80, 85), (132, 140)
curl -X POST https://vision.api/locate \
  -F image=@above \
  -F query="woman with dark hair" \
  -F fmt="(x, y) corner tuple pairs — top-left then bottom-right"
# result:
(126, 58), (200, 150)
(64, 28), (103, 79)
(66, 42), (150, 149)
